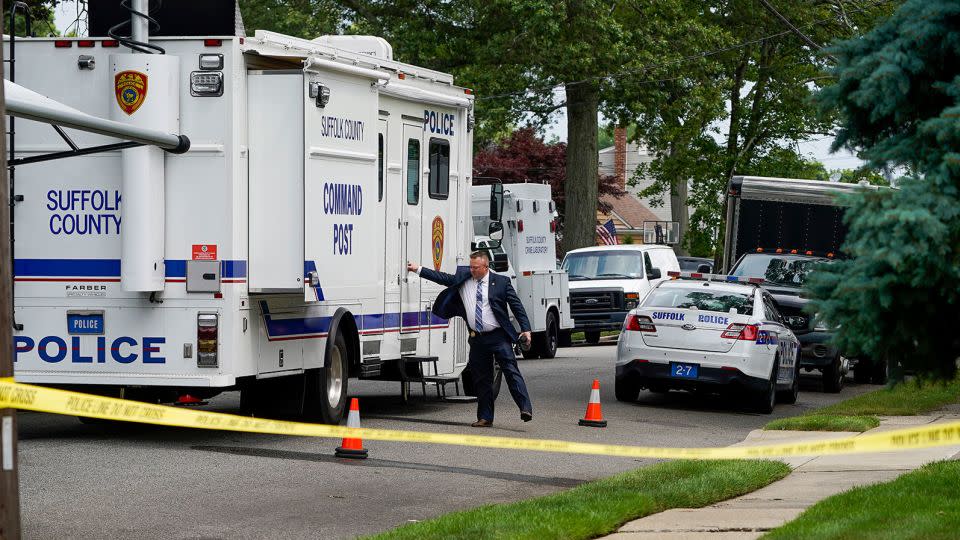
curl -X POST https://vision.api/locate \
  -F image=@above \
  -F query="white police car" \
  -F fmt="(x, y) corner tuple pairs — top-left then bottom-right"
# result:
(615, 271), (800, 413)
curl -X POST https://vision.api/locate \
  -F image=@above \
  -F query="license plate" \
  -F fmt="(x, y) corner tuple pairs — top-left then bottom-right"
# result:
(670, 362), (698, 379)
(67, 312), (104, 335)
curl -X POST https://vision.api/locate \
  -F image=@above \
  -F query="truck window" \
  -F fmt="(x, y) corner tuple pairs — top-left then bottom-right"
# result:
(562, 250), (645, 280)
(643, 287), (754, 315)
(406, 139), (420, 205)
(378, 134), (384, 202)
(730, 254), (828, 287)
(428, 138), (449, 200)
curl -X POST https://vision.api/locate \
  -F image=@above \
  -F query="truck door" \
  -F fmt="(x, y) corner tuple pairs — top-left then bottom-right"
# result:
(401, 123), (423, 333)
(379, 118), (394, 334)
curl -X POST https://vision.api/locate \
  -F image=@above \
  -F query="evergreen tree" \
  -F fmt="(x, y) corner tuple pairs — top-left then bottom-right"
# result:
(807, 0), (960, 381)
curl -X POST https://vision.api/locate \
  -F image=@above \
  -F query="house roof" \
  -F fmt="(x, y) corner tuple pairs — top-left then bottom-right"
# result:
(600, 193), (661, 230)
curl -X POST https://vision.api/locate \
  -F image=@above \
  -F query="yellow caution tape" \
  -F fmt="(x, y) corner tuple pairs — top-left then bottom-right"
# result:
(2, 378), (959, 460)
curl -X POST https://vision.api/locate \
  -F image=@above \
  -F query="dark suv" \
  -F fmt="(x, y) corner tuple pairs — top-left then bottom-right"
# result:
(729, 253), (849, 392)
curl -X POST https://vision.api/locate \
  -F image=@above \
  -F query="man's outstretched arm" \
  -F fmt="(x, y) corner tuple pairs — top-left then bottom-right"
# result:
(406, 262), (458, 287)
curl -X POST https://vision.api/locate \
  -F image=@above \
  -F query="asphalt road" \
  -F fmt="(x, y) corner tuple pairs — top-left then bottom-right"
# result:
(16, 342), (873, 539)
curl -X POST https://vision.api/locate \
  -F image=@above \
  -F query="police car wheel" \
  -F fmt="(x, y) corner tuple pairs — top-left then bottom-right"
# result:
(614, 377), (640, 402)
(752, 359), (778, 414)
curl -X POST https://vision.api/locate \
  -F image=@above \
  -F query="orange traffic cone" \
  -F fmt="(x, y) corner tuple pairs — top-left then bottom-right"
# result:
(579, 379), (607, 427)
(335, 398), (368, 459)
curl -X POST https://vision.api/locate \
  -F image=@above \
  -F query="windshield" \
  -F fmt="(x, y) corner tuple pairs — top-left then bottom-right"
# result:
(562, 251), (645, 280)
(730, 254), (828, 288)
(643, 287), (754, 315)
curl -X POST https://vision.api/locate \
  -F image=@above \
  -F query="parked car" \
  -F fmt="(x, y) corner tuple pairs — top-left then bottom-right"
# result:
(678, 256), (714, 273)
(560, 245), (680, 345)
(728, 252), (871, 392)
(615, 272), (800, 413)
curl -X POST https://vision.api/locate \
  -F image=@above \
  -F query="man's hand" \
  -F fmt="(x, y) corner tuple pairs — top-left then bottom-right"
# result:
(520, 331), (532, 343)
(407, 261), (420, 273)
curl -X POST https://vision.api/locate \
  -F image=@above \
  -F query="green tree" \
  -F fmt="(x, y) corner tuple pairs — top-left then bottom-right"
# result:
(239, 0), (348, 40)
(806, 0), (960, 381)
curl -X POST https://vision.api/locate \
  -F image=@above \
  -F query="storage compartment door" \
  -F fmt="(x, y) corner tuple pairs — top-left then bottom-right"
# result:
(248, 72), (305, 293)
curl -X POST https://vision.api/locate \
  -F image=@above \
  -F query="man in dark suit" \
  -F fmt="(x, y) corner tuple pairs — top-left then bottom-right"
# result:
(407, 251), (533, 427)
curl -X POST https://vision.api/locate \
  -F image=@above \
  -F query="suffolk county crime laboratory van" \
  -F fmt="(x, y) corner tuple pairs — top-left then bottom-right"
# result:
(7, 0), (476, 423)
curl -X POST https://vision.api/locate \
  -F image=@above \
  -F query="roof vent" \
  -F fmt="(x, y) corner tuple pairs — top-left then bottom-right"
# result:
(312, 35), (393, 60)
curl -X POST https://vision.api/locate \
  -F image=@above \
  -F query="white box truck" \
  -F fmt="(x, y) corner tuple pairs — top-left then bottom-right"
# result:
(471, 182), (573, 358)
(7, 1), (477, 422)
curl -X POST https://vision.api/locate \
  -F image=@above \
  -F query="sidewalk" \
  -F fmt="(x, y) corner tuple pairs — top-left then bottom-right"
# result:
(602, 413), (960, 539)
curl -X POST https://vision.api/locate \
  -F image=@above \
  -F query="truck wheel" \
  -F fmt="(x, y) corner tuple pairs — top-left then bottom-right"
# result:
(822, 353), (844, 393)
(306, 331), (350, 424)
(558, 330), (572, 348)
(615, 377), (639, 402)
(585, 331), (601, 345)
(871, 357), (888, 385)
(536, 311), (559, 359)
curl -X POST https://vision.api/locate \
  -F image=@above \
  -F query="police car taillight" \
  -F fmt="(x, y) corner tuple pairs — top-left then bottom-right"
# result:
(625, 315), (655, 332)
(197, 314), (219, 367)
(722, 323), (759, 341)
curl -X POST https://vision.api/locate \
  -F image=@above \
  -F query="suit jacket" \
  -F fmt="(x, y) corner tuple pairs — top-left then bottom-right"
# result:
(418, 267), (531, 342)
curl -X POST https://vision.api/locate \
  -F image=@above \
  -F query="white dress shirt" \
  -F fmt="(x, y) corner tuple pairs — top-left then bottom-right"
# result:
(418, 268), (499, 331)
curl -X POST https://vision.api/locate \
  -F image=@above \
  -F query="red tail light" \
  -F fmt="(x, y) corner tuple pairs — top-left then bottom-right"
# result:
(517, 219), (524, 233)
(204, 39), (223, 47)
(54, 40), (72, 48)
(78, 40), (95, 48)
(721, 323), (759, 341)
(625, 315), (656, 332)
(101, 40), (120, 47)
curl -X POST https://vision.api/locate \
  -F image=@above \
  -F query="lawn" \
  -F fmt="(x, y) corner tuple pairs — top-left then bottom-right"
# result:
(764, 460), (960, 539)
(368, 459), (790, 540)
(765, 376), (960, 432)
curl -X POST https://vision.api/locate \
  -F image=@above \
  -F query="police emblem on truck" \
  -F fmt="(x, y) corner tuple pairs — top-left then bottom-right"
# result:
(432, 216), (444, 270)
(115, 70), (148, 115)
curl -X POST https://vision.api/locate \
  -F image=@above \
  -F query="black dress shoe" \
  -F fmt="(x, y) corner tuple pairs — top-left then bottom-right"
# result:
(520, 411), (533, 422)
(471, 419), (492, 427)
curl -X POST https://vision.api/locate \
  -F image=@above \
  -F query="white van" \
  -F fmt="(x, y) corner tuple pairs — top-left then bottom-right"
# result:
(560, 245), (680, 345)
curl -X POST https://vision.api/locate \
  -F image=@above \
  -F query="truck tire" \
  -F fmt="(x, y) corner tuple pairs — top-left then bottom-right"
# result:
(822, 353), (844, 393)
(751, 358), (778, 414)
(585, 330), (601, 345)
(305, 331), (350, 424)
(535, 311), (559, 359)
(558, 330), (572, 348)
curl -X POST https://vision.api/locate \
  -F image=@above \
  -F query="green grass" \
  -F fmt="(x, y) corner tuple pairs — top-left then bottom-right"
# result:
(570, 330), (620, 341)
(764, 460), (960, 539)
(765, 415), (880, 432)
(367, 460), (790, 540)
(765, 377), (960, 432)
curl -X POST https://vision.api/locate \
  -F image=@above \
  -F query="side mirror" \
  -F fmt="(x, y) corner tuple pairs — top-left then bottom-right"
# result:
(697, 263), (712, 273)
(647, 267), (661, 280)
(490, 183), (504, 221)
(488, 221), (504, 242)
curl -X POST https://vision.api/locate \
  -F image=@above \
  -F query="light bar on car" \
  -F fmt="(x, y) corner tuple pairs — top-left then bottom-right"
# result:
(666, 271), (763, 284)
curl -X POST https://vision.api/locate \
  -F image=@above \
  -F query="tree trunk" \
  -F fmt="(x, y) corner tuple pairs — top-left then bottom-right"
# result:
(562, 80), (599, 253)
(668, 142), (690, 256)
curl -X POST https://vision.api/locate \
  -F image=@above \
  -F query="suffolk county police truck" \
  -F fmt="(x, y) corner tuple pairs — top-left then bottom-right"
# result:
(471, 182), (573, 359)
(7, 0), (475, 423)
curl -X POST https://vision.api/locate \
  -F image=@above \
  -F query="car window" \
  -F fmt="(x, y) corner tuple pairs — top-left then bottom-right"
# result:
(644, 252), (654, 276)
(762, 296), (784, 324)
(643, 287), (754, 315)
(561, 251), (646, 280)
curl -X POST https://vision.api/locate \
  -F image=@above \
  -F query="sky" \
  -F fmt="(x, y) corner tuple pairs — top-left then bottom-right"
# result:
(56, 1), (865, 171)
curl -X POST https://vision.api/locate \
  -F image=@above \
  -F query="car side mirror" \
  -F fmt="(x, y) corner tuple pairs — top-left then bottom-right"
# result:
(697, 263), (712, 273)
(647, 267), (661, 280)
(488, 221), (504, 242)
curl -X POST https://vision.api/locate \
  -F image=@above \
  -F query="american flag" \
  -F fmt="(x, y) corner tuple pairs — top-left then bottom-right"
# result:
(596, 219), (618, 245)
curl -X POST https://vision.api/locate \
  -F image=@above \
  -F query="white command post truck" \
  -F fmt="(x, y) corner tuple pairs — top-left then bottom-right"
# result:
(7, 1), (476, 423)
(471, 182), (573, 359)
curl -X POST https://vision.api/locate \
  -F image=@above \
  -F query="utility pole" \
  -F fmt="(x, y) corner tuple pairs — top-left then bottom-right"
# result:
(0, 0), (24, 537)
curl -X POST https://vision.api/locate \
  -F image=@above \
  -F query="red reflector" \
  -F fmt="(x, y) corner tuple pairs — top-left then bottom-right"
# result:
(667, 271), (680, 277)
(775, 248), (784, 253)
(204, 39), (223, 47)
(78, 40), (95, 47)
(518, 220), (524, 233)
(54, 40), (72, 48)
(239, 37), (245, 45)
(550, 220), (556, 233)
(690, 273), (703, 278)
(398, 72), (406, 80)
(522, 271), (532, 277)
(634, 359), (649, 363)
(790, 249), (798, 254)
(214, 292), (223, 299)
(101, 40), (120, 47)
(721, 366), (740, 372)
(464, 88), (474, 95)
(756, 247), (764, 253)
(805, 250), (813, 255)
(827, 252), (834, 258)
